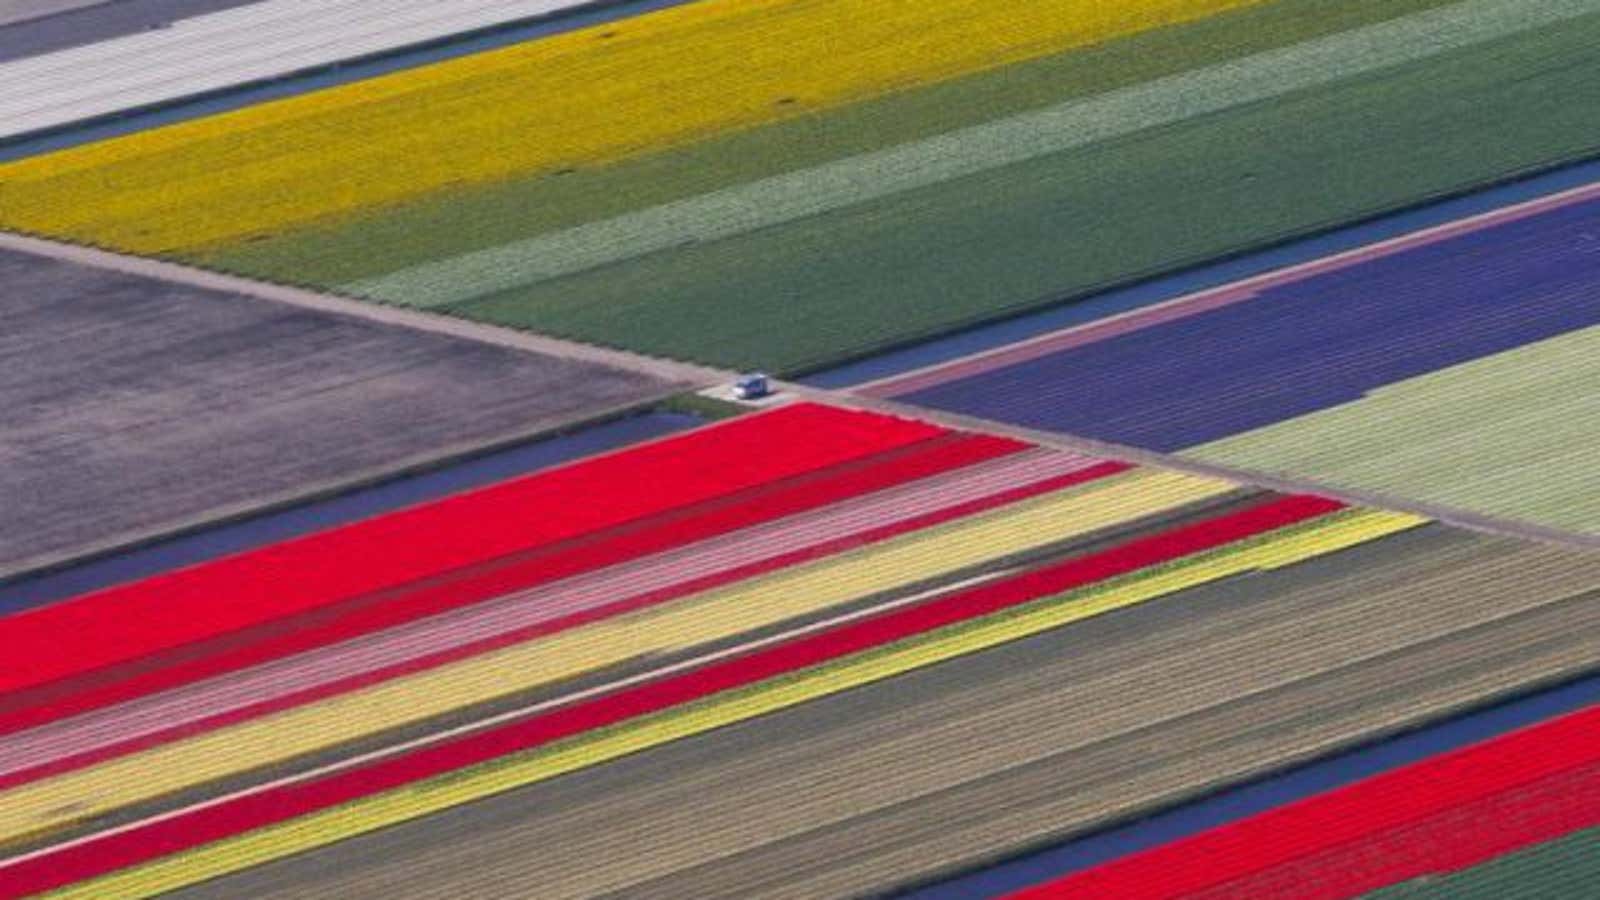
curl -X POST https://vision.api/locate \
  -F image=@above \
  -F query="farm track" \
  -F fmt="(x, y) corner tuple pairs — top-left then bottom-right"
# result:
(9, 223), (1595, 557)
(0, 230), (727, 386)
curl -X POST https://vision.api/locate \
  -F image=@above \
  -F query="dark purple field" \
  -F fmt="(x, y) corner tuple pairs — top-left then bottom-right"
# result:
(904, 196), (1600, 451)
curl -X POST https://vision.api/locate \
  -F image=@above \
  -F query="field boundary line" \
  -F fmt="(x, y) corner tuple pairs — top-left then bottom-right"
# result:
(803, 387), (1600, 552)
(0, 229), (731, 385)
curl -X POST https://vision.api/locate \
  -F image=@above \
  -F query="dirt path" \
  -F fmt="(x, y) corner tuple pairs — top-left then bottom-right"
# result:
(0, 231), (730, 386)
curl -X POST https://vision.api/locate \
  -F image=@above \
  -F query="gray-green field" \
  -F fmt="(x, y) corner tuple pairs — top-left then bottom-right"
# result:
(1193, 327), (1600, 535)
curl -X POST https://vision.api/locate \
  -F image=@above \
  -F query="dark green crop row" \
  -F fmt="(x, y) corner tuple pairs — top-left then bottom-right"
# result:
(214, 1), (1600, 374)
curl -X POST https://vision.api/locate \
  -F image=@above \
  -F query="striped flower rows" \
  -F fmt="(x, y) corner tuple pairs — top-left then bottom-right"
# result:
(5, 0), (1598, 371)
(887, 181), (1600, 536)
(1007, 702), (1600, 899)
(2, 0), (1595, 896)
(0, 401), (1435, 897)
(0, 0), (1256, 253)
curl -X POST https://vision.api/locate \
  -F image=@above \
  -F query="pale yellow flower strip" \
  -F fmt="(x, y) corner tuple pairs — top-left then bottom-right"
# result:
(0, 470), (1233, 845)
(47, 508), (1425, 899)
(0, 0), (1265, 253)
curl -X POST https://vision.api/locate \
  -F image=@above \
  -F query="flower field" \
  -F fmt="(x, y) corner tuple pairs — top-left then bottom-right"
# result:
(3, 0), (1598, 896)
(0, 0), (1258, 253)
(0, 401), (1594, 897)
(0, 243), (678, 580)
(892, 182), (1600, 534)
(0, 0), (644, 141)
(3, 0), (1599, 370)
(1006, 704), (1600, 899)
